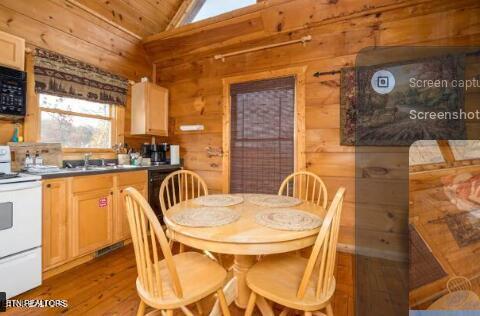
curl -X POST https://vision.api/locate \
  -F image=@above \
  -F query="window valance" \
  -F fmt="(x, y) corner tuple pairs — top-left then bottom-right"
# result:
(34, 48), (128, 106)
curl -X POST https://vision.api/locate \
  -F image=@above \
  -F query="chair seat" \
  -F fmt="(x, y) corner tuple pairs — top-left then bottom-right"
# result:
(246, 254), (336, 311)
(137, 252), (227, 309)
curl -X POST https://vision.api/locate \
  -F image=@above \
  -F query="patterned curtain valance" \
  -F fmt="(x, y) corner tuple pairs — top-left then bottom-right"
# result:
(34, 48), (128, 106)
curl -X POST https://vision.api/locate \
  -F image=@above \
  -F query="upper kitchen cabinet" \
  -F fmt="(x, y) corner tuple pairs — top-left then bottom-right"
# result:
(131, 81), (169, 136)
(0, 31), (25, 71)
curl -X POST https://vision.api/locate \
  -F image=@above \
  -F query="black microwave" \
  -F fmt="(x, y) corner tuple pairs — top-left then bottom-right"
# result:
(0, 66), (27, 116)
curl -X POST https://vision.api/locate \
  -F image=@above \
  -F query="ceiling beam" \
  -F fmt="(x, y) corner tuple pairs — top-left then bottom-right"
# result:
(166, 0), (206, 30)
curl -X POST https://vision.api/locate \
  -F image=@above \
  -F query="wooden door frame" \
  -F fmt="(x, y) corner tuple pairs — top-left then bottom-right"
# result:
(222, 67), (307, 193)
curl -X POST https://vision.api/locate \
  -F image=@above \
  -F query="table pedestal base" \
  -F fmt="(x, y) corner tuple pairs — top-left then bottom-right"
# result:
(209, 255), (274, 316)
(233, 255), (256, 308)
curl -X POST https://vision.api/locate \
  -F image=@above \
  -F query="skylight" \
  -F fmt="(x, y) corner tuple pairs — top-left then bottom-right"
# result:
(191, 0), (256, 23)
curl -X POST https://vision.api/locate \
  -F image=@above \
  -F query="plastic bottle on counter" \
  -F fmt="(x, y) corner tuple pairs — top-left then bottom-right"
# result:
(24, 150), (34, 168)
(34, 151), (43, 166)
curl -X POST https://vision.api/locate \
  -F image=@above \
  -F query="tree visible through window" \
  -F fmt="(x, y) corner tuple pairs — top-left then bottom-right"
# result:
(39, 94), (113, 149)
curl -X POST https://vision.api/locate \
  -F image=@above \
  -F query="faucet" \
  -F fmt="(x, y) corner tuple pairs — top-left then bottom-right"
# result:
(84, 153), (92, 169)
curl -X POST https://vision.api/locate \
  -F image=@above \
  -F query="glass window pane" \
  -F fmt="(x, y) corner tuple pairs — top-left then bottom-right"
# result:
(191, 0), (255, 23)
(41, 111), (111, 148)
(39, 94), (110, 117)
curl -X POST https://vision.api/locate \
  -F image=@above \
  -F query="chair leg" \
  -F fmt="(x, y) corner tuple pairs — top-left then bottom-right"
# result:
(217, 289), (231, 316)
(279, 307), (290, 316)
(245, 291), (257, 316)
(137, 300), (146, 316)
(326, 303), (333, 316)
(167, 310), (174, 316)
(304, 312), (312, 316)
(179, 243), (185, 253)
(195, 302), (203, 316)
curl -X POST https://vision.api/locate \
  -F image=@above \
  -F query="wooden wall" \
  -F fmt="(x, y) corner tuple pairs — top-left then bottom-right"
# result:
(145, 0), (480, 253)
(0, 0), (152, 148)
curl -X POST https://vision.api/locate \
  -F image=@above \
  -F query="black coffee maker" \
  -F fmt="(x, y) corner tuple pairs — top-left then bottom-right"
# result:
(151, 143), (169, 165)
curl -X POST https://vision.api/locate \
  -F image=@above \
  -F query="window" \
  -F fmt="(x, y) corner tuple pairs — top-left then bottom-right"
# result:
(189, 0), (256, 23)
(230, 77), (295, 194)
(39, 94), (113, 149)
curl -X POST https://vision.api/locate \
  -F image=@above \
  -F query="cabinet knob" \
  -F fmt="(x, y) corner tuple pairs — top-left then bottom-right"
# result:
(46, 184), (51, 188)
(110, 192), (113, 195)
(120, 189), (123, 193)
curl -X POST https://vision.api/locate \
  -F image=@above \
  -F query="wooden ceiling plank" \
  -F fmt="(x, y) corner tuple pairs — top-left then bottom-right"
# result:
(68, 0), (162, 38)
(166, 0), (206, 31)
(53, 0), (140, 44)
(1, 0), (147, 61)
(65, 0), (143, 39)
(119, 0), (172, 30)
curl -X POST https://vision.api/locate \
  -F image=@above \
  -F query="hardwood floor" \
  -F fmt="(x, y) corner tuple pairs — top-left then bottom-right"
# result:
(4, 245), (355, 316)
(356, 256), (408, 316)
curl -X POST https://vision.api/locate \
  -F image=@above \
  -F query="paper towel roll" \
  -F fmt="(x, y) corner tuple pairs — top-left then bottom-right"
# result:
(170, 145), (180, 165)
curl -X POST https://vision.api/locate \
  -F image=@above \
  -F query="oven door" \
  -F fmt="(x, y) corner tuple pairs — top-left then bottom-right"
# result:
(0, 181), (42, 258)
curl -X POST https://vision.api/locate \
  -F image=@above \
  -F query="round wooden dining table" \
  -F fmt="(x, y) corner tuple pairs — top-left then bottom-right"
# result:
(164, 193), (325, 314)
(428, 290), (480, 310)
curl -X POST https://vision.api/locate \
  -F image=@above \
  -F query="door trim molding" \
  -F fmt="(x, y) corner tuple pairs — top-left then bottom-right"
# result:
(221, 66), (307, 193)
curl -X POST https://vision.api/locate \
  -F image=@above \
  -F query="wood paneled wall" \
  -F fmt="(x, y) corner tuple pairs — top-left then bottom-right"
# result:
(0, 0), (151, 148)
(146, 0), (480, 253)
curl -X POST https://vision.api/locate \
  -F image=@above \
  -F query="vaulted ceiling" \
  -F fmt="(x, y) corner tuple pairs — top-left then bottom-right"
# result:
(67, 0), (186, 38)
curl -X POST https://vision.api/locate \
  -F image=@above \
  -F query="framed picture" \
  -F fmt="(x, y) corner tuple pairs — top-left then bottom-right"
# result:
(340, 54), (465, 146)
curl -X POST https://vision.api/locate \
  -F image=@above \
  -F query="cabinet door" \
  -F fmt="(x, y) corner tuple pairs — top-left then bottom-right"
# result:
(146, 84), (168, 136)
(0, 30), (25, 70)
(71, 189), (114, 257)
(42, 179), (68, 270)
(115, 183), (148, 241)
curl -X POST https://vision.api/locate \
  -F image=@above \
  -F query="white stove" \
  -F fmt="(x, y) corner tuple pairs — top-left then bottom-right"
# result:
(0, 173), (41, 184)
(0, 145), (42, 298)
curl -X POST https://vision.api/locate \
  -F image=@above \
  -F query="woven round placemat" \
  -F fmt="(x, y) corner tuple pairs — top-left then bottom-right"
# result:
(246, 194), (302, 208)
(255, 208), (322, 231)
(193, 194), (244, 207)
(170, 207), (241, 227)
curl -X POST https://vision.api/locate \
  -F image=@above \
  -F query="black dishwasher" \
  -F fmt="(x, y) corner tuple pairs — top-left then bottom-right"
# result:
(148, 168), (180, 223)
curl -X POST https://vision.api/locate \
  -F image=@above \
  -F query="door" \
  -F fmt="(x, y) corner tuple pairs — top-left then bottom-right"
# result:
(42, 179), (68, 269)
(70, 189), (113, 257)
(229, 76), (296, 194)
(115, 183), (147, 242)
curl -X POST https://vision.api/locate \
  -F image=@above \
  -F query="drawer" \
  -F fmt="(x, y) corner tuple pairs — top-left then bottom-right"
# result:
(72, 174), (114, 193)
(117, 170), (147, 186)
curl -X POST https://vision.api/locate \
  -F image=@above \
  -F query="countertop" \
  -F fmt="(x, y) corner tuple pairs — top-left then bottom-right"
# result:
(25, 164), (182, 180)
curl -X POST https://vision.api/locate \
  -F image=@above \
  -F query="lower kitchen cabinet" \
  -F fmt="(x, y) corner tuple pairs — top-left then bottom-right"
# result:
(42, 179), (68, 270)
(115, 183), (147, 241)
(41, 170), (149, 275)
(115, 171), (148, 242)
(70, 188), (114, 257)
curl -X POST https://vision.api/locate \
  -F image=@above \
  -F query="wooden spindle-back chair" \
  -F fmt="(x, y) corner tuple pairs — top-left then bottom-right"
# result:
(159, 170), (208, 251)
(159, 169), (209, 216)
(279, 171), (328, 209)
(245, 187), (346, 316)
(124, 187), (231, 316)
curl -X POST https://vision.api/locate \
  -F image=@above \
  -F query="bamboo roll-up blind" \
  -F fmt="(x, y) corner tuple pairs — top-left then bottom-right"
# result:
(230, 76), (295, 194)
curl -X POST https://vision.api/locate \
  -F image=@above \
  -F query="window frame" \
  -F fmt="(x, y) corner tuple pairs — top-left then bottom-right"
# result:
(38, 94), (117, 152)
